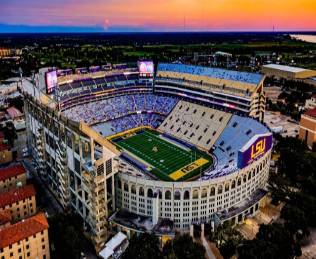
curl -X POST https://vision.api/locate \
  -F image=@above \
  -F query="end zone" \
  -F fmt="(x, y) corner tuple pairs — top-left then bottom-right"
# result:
(169, 157), (210, 181)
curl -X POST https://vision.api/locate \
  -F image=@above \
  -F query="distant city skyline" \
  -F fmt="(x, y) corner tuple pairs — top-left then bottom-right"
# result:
(1, 0), (316, 32)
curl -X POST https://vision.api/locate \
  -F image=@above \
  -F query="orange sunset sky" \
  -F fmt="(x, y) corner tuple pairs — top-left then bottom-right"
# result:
(0, 0), (316, 31)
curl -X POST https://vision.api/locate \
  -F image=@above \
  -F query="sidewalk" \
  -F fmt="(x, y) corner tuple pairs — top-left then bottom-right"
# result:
(201, 236), (219, 259)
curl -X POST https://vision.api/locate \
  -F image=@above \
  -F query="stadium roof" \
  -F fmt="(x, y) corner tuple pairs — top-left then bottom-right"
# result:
(262, 64), (309, 73)
(157, 63), (264, 85)
(0, 213), (48, 249)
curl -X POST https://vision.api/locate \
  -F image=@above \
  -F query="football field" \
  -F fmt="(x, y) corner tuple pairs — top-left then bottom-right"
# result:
(111, 129), (212, 181)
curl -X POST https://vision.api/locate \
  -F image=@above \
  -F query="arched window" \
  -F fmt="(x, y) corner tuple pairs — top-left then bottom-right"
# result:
(225, 183), (229, 192)
(217, 185), (223, 194)
(231, 180), (236, 189)
(131, 185), (136, 194)
(124, 183), (129, 192)
(237, 178), (242, 186)
(174, 191), (181, 200)
(157, 190), (162, 199)
(248, 172), (251, 180)
(201, 188), (207, 198)
(147, 188), (153, 198)
(139, 187), (144, 196)
(243, 175), (247, 183)
(183, 190), (190, 200)
(210, 187), (215, 196)
(165, 190), (171, 200)
(193, 190), (199, 199)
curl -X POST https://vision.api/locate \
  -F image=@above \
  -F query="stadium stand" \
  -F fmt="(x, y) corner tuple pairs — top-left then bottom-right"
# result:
(94, 113), (165, 137)
(58, 72), (147, 102)
(158, 101), (231, 150)
(62, 94), (178, 125)
(157, 63), (263, 85)
(202, 115), (269, 179)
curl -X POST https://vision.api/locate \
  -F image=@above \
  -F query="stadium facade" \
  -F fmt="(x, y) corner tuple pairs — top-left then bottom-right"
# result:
(22, 63), (271, 250)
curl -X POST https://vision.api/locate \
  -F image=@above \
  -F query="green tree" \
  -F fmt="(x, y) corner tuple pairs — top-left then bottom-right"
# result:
(48, 212), (93, 259)
(238, 223), (301, 259)
(209, 221), (243, 259)
(172, 234), (205, 259)
(237, 239), (279, 259)
(122, 233), (162, 259)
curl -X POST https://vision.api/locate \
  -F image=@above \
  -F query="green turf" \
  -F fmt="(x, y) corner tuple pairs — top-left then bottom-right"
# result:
(112, 129), (213, 181)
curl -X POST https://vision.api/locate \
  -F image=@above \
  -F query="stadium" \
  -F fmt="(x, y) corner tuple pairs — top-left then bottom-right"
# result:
(22, 61), (272, 249)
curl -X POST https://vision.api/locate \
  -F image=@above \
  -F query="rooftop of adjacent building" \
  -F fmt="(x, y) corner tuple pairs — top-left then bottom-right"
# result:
(303, 107), (316, 120)
(0, 142), (10, 152)
(0, 210), (12, 226)
(262, 64), (315, 73)
(6, 106), (23, 120)
(0, 184), (36, 208)
(0, 212), (48, 249)
(0, 163), (26, 182)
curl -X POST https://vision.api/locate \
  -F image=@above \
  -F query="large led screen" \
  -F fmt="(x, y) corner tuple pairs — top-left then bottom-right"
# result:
(138, 61), (154, 76)
(45, 70), (58, 94)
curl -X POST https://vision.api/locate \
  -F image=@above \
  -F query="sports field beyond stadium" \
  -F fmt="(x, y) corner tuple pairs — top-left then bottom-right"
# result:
(111, 129), (213, 181)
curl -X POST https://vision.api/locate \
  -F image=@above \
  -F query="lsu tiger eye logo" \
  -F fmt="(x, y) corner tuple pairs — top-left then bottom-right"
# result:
(251, 138), (266, 160)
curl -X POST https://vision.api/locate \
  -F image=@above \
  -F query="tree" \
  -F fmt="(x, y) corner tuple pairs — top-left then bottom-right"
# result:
(209, 221), (243, 259)
(162, 240), (176, 259)
(281, 204), (309, 238)
(237, 239), (279, 259)
(172, 234), (205, 259)
(238, 223), (301, 259)
(122, 233), (162, 259)
(220, 238), (241, 259)
(48, 212), (93, 259)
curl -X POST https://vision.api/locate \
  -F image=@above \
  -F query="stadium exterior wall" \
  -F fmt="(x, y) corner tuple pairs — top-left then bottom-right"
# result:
(115, 150), (270, 231)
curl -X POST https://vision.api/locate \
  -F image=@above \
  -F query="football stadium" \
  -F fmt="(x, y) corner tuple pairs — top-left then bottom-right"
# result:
(22, 61), (272, 249)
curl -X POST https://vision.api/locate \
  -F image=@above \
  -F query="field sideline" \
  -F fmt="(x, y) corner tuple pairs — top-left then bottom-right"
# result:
(112, 129), (213, 181)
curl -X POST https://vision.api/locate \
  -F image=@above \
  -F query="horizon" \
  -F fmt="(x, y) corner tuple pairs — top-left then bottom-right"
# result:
(0, 25), (316, 34)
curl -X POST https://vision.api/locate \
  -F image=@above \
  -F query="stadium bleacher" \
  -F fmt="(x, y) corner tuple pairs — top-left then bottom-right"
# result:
(157, 63), (263, 85)
(201, 115), (269, 180)
(58, 72), (143, 101)
(94, 113), (165, 137)
(158, 101), (231, 150)
(62, 94), (178, 125)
